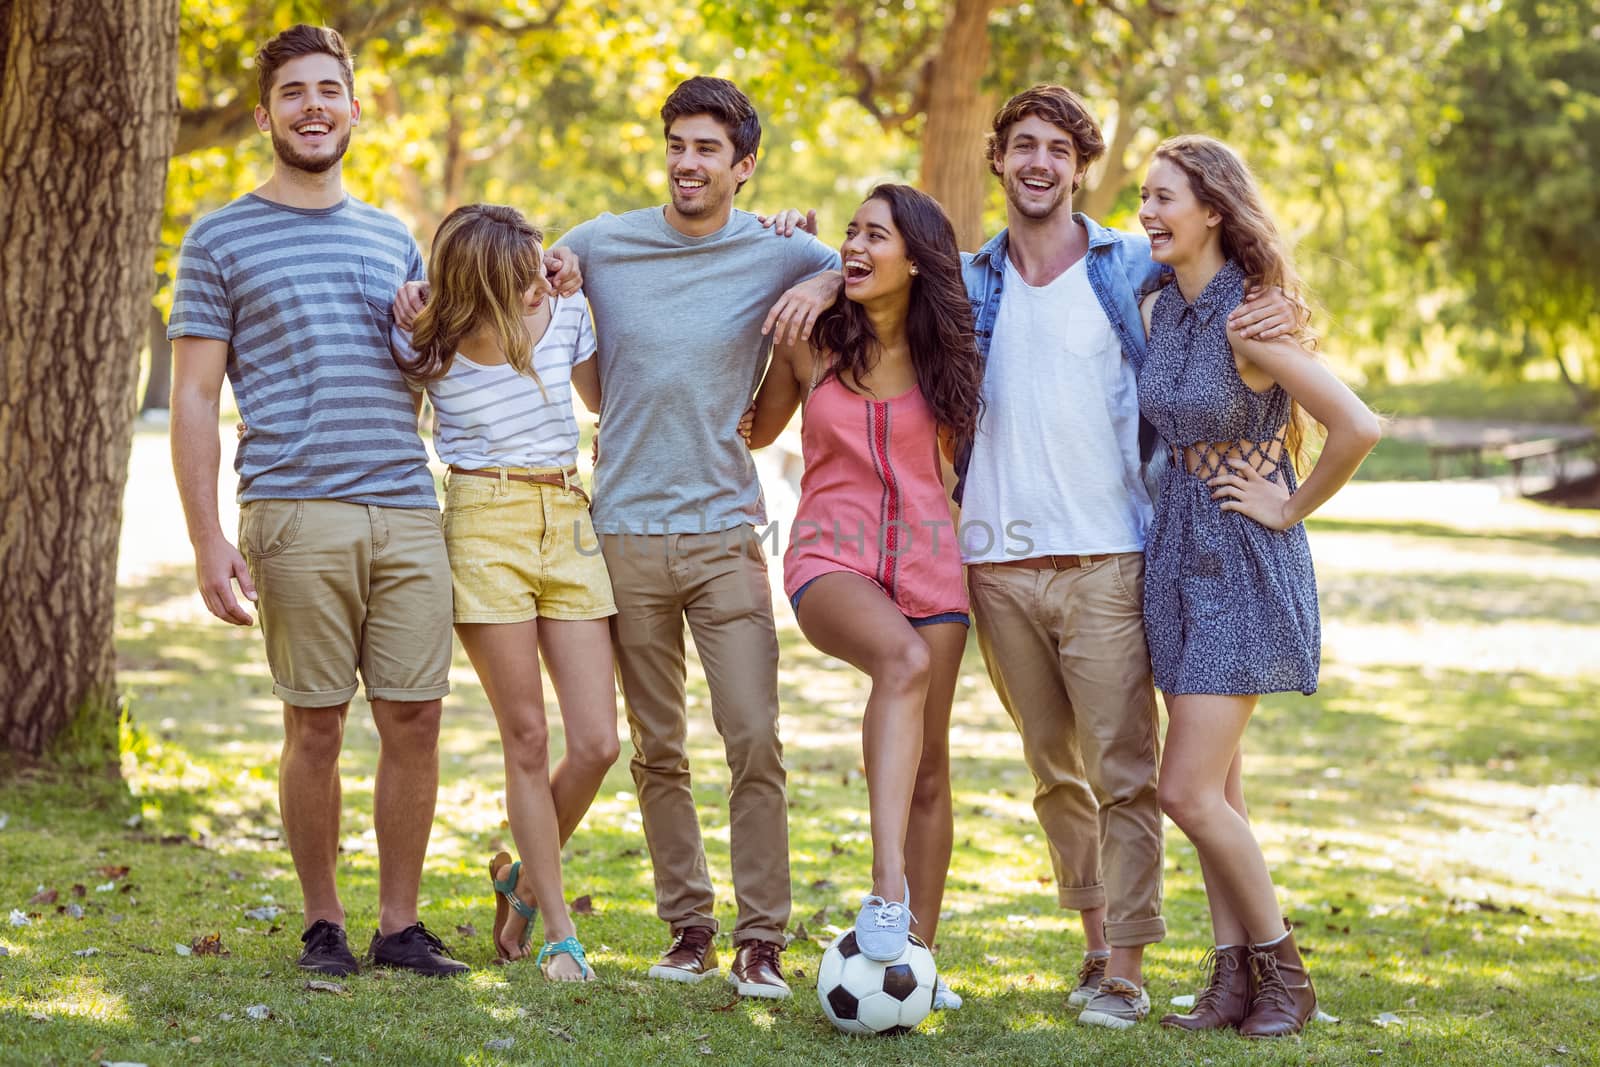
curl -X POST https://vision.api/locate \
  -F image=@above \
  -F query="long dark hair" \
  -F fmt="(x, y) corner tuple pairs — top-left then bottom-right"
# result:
(811, 184), (983, 441)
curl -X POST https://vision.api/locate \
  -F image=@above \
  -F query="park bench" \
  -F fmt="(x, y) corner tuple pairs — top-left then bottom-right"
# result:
(1502, 432), (1600, 494)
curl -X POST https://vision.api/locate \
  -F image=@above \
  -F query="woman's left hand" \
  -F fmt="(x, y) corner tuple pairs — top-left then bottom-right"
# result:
(1208, 457), (1293, 530)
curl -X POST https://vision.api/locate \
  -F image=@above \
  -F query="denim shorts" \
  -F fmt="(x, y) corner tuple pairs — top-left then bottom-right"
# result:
(443, 469), (616, 624)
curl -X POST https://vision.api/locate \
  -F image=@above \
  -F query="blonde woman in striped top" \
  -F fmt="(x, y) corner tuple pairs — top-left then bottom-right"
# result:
(393, 203), (618, 981)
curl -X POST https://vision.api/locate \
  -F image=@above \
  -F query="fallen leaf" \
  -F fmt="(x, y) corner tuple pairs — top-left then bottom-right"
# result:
(73, 948), (100, 957)
(95, 882), (116, 893)
(188, 1036), (202, 1045)
(174, 944), (192, 956)
(190, 933), (229, 957)
(0, 946), (8, 957)
(243, 906), (282, 922)
(245, 1004), (272, 1021)
(1373, 1012), (1404, 1027)
(124, 813), (143, 828)
(788, 922), (810, 944)
(227, 870), (245, 882)
(698, 1044), (713, 1055)
(456, 923), (477, 938)
(93, 866), (130, 881)
(0, 814), (8, 830)
(65, 903), (85, 920)
(809, 879), (834, 891)
(1574, 973), (1597, 983)
(10, 909), (31, 927)
(29, 888), (58, 906)
(571, 895), (594, 915)
(1170, 994), (1197, 1008)
(29, 1012), (48, 1022)
(304, 981), (347, 995)
(1316, 1010), (1342, 1024)
(71, 884), (86, 898)
(483, 1038), (514, 1051)
(546, 1026), (576, 1043)
(219, 1013), (234, 1021)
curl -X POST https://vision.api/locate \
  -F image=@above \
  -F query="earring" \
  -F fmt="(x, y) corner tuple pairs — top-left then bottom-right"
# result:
(909, 265), (918, 276)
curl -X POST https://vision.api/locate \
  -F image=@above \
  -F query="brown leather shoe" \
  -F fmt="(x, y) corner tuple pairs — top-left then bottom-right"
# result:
(647, 925), (719, 984)
(728, 939), (791, 1000)
(1239, 932), (1317, 1038)
(1161, 945), (1250, 1031)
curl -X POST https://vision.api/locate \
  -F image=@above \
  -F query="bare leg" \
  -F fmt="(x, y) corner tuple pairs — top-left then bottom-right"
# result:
(538, 617), (622, 845)
(797, 572), (930, 902)
(1079, 906), (1110, 953)
(1197, 746), (1251, 946)
(1158, 694), (1283, 943)
(370, 697), (442, 936)
(456, 621), (580, 975)
(904, 622), (966, 948)
(281, 703), (349, 929)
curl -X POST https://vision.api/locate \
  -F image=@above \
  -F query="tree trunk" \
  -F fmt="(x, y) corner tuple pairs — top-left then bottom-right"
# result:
(0, 0), (179, 762)
(140, 301), (173, 415)
(919, 0), (998, 251)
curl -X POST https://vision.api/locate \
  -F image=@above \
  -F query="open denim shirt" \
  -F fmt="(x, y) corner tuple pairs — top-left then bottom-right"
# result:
(954, 213), (1170, 507)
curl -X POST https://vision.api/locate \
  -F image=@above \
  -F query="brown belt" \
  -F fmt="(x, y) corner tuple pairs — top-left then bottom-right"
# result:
(448, 465), (580, 490)
(986, 552), (1116, 571)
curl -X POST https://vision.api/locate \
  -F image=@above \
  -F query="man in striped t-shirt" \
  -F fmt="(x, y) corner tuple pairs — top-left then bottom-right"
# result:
(170, 25), (487, 980)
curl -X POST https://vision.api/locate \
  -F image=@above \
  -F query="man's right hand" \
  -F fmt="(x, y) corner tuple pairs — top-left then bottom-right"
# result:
(196, 537), (257, 626)
(393, 281), (430, 331)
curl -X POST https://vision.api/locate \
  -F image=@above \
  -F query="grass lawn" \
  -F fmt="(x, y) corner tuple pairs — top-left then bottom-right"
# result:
(3, 442), (1599, 1066)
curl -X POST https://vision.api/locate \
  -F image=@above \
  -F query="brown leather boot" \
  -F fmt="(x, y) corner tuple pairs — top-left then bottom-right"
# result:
(1239, 932), (1317, 1038)
(1160, 945), (1250, 1030)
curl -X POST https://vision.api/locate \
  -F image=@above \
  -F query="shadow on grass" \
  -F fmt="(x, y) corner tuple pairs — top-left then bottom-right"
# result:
(1306, 517), (1600, 558)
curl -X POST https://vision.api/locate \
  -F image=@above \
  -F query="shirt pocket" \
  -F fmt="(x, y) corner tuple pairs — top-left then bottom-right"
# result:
(360, 256), (405, 329)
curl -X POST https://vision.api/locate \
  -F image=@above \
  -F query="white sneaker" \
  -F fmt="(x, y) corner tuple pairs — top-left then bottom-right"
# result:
(933, 976), (963, 1010)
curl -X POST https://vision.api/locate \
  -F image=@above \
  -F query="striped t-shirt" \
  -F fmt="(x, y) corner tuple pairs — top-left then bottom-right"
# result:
(411, 293), (596, 469)
(167, 193), (437, 508)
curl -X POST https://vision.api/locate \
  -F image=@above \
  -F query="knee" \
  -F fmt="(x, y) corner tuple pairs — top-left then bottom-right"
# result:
(501, 713), (552, 776)
(873, 639), (931, 695)
(374, 699), (442, 754)
(566, 726), (621, 776)
(284, 707), (346, 765)
(1157, 776), (1219, 834)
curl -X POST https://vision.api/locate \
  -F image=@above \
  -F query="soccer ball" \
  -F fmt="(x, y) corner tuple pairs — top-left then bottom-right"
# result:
(816, 929), (937, 1036)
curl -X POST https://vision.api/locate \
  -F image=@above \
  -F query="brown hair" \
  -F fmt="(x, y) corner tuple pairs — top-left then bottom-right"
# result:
(660, 76), (762, 192)
(811, 185), (984, 442)
(1151, 134), (1321, 465)
(255, 24), (354, 106)
(986, 85), (1105, 189)
(395, 204), (548, 393)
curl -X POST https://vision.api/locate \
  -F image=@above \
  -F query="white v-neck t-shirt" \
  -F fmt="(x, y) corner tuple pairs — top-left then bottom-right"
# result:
(960, 258), (1151, 563)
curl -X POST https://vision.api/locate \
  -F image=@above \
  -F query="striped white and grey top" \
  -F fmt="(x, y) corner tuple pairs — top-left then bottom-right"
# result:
(168, 193), (436, 508)
(406, 292), (596, 470)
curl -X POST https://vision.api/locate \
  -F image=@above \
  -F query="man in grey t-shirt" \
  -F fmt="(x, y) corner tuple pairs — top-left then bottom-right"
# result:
(559, 77), (839, 999)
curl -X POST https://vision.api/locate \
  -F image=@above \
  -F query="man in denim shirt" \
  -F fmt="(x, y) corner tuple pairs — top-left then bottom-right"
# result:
(953, 85), (1292, 1029)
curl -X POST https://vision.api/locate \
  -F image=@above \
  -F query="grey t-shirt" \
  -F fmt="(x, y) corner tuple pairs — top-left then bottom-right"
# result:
(168, 194), (434, 507)
(560, 208), (838, 534)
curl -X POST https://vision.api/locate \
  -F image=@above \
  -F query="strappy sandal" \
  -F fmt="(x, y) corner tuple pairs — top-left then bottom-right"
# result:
(537, 935), (594, 982)
(488, 851), (537, 962)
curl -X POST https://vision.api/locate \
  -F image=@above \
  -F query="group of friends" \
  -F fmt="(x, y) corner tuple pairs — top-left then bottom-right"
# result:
(169, 23), (1382, 1039)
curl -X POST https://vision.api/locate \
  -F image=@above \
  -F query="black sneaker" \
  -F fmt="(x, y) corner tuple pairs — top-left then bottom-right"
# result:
(367, 922), (470, 977)
(299, 919), (360, 977)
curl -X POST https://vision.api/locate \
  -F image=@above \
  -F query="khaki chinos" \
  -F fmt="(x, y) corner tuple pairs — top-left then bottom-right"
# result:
(968, 551), (1166, 947)
(601, 527), (789, 946)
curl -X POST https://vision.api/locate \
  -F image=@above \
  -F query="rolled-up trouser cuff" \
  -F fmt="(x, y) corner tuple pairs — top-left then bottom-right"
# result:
(274, 681), (358, 709)
(732, 928), (787, 947)
(1105, 916), (1167, 948)
(1057, 883), (1107, 911)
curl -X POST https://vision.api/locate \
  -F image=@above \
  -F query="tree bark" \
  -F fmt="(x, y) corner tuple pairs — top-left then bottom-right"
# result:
(918, 0), (999, 251)
(0, 0), (180, 761)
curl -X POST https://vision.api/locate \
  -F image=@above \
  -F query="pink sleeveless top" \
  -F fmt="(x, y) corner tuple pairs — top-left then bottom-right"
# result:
(782, 373), (968, 618)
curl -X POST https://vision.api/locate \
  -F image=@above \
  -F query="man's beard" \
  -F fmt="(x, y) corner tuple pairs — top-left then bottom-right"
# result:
(270, 126), (351, 175)
(1005, 173), (1070, 220)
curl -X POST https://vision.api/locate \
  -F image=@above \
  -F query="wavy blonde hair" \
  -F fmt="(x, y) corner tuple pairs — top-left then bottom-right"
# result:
(1152, 134), (1321, 467)
(397, 204), (546, 391)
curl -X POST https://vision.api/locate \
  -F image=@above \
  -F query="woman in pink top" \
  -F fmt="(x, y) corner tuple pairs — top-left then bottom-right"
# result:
(745, 185), (982, 1000)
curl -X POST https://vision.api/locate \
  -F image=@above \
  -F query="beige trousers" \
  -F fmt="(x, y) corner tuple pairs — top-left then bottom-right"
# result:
(601, 528), (789, 946)
(968, 552), (1166, 947)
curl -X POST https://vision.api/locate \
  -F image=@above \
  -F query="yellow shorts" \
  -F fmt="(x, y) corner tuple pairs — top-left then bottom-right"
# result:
(443, 469), (616, 624)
